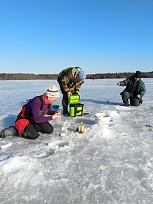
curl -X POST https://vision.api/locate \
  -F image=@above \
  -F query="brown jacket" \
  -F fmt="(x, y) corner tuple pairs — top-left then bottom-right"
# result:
(57, 67), (84, 94)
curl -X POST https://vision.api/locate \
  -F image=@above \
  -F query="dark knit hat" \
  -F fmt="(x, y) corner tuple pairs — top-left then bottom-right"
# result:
(135, 71), (141, 78)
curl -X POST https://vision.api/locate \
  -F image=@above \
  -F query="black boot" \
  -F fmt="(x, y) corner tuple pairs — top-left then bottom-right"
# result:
(0, 126), (18, 138)
(124, 102), (129, 106)
(63, 106), (69, 116)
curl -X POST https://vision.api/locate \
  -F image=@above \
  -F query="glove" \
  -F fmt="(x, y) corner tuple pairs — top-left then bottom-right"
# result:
(117, 82), (120, 86)
(76, 90), (80, 95)
(137, 95), (141, 99)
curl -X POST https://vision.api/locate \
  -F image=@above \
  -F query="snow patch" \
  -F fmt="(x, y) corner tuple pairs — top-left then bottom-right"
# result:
(1, 156), (34, 174)
(0, 142), (13, 150)
(94, 110), (119, 125)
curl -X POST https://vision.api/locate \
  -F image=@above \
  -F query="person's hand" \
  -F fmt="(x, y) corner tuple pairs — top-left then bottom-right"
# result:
(68, 91), (72, 97)
(137, 95), (141, 99)
(117, 82), (120, 86)
(52, 112), (61, 120)
(56, 111), (61, 115)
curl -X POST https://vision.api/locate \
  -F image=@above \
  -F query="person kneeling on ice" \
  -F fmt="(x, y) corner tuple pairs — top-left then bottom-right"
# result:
(117, 71), (146, 106)
(15, 84), (61, 139)
(57, 67), (86, 116)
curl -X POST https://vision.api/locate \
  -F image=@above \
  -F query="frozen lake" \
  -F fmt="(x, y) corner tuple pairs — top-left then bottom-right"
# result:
(0, 78), (153, 204)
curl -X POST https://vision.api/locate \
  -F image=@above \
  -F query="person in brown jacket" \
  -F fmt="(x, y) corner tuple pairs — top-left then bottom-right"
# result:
(57, 67), (86, 116)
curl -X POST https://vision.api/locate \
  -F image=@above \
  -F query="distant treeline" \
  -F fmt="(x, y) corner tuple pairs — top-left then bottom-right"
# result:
(87, 71), (153, 79)
(0, 73), (58, 80)
(0, 71), (153, 80)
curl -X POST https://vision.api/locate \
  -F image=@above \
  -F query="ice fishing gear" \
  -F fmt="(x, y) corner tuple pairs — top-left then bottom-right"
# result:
(69, 104), (84, 117)
(83, 112), (89, 115)
(60, 126), (67, 136)
(145, 124), (152, 128)
(69, 94), (84, 117)
(77, 122), (85, 134)
(145, 124), (153, 131)
(69, 94), (80, 104)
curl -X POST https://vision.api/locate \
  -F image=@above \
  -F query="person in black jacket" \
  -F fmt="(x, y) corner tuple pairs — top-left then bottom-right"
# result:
(117, 71), (146, 106)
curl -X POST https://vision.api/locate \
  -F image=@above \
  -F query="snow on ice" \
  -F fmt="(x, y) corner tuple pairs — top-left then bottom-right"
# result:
(0, 79), (153, 204)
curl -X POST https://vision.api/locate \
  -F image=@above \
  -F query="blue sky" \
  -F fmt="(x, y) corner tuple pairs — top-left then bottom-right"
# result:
(0, 0), (153, 74)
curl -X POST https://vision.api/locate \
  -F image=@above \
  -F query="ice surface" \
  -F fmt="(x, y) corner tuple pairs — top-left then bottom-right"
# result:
(0, 79), (153, 204)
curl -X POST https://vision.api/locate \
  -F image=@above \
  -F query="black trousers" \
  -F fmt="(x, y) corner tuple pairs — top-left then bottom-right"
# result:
(22, 122), (53, 139)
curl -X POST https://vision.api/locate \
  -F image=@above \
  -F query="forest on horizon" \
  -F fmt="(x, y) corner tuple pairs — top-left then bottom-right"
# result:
(0, 71), (153, 80)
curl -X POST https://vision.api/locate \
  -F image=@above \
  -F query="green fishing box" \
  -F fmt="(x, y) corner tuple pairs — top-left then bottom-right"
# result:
(69, 94), (84, 117)
(69, 103), (84, 117)
(69, 94), (80, 104)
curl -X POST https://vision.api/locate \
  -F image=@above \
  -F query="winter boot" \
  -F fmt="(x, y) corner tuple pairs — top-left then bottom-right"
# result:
(63, 106), (69, 116)
(0, 126), (18, 138)
(124, 102), (129, 107)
